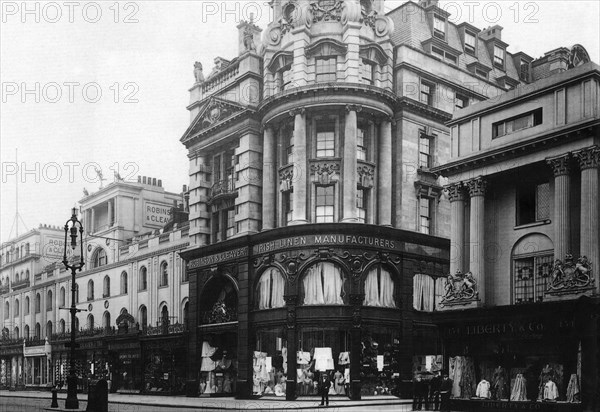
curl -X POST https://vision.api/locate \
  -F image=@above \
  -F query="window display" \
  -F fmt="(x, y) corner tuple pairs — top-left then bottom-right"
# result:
(360, 330), (401, 396)
(199, 334), (237, 396)
(253, 329), (286, 396)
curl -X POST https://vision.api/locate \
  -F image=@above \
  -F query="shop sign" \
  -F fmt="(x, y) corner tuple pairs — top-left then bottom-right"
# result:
(188, 247), (248, 269)
(253, 234), (399, 255)
(143, 201), (173, 228)
(477, 400), (545, 410)
(109, 342), (140, 351)
(443, 318), (575, 338)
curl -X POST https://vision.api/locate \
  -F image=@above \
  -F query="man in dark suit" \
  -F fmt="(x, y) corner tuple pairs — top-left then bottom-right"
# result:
(320, 374), (331, 406)
(413, 375), (427, 410)
(430, 371), (442, 410)
(440, 373), (453, 412)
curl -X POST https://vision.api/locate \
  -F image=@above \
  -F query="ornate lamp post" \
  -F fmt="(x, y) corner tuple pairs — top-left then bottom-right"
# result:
(62, 207), (85, 409)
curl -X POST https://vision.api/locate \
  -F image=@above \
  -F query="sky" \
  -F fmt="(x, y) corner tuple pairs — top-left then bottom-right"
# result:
(1, 0), (599, 243)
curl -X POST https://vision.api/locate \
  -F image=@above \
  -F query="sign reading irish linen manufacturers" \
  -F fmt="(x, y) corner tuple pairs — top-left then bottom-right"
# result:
(143, 201), (172, 228)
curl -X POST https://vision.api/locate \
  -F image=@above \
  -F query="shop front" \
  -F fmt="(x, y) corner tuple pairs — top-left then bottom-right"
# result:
(23, 338), (52, 388)
(107, 335), (142, 393)
(436, 297), (599, 412)
(185, 224), (449, 401)
(0, 340), (24, 389)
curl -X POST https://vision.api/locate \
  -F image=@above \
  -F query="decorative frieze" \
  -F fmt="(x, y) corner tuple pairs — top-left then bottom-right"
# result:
(440, 270), (479, 306)
(546, 254), (595, 295)
(310, 0), (343, 22)
(280, 168), (294, 192)
(546, 154), (571, 176)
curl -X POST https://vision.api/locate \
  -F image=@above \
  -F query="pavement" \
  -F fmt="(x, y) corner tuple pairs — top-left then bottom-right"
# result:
(0, 390), (417, 411)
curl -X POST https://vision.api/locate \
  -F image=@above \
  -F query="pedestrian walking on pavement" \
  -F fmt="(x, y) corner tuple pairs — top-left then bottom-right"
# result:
(439, 373), (453, 412)
(320, 373), (331, 406)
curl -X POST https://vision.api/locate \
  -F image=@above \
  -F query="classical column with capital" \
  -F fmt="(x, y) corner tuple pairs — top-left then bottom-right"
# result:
(378, 118), (393, 226)
(575, 146), (600, 290)
(342, 106), (360, 222)
(290, 109), (307, 224)
(447, 183), (466, 276)
(546, 154), (571, 261)
(262, 125), (276, 230)
(466, 177), (487, 304)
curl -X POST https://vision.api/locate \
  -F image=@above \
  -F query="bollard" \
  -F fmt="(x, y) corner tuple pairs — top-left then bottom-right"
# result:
(51, 386), (59, 408)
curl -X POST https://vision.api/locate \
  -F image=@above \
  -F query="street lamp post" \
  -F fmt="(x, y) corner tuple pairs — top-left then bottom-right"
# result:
(62, 207), (85, 409)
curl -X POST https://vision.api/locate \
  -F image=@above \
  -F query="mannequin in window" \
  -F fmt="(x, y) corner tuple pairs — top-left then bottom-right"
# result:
(476, 378), (491, 398)
(510, 373), (527, 401)
(543, 379), (558, 401)
(492, 366), (508, 400)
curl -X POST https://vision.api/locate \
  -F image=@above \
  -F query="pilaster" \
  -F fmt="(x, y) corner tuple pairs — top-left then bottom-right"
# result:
(378, 119), (392, 226)
(342, 106), (360, 222)
(290, 109), (308, 224)
(547, 154), (571, 261)
(262, 126), (277, 230)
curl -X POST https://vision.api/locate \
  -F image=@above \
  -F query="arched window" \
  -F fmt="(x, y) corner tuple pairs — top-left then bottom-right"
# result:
(139, 267), (147, 291)
(413, 274), (435, 311)
(103, 275), (110, 298)
(363, 265), (396, 308)
(25, 269), (29, 279)
(182, 300), (189, 326)
(15, 272), (19, 283)
(46, 321), (52, 338)
(302, 262), (344, 305)
(24, 325), (30, 339)
(35, 293), (41, 313)
(512, 234), (554, 304)
(25, 296), (30, 315)
(60, 287), (66, 307)
(87, 280), (94, 301)
(15, 247), (20, 260)
(47, 290), (53, 311)
(59, 319), (65, 333)
(160, 305), (169, 326)
(87, 314), (95, 330)
(21, 244), (24, 258)
(120, 271), (128, 294)
(35, 322), (41, 338)
(93, 248), (108, 268)
(256, 267), (285, 309)
(14, 326), (19, 339)
(14, 299), (19, 317)
(103, 311), (111, 329)
(138, 305), (148, 328)
(159, 261), (168, 287)
(4, 301), (9, 319)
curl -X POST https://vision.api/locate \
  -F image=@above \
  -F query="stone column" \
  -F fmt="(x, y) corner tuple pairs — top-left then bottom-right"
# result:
(378, 119), (392, 226)
(342, 106), (360, 222)
(290, 109), (307, 224)
(447, 183), (466, 276)
(90, 208), (95, 233)
(546, 154), (571, 260)
(575, 146), (600, 290)
(107, 200), (113, 227)
(466, 177), (487, 303)
(262, 126), (276, 230)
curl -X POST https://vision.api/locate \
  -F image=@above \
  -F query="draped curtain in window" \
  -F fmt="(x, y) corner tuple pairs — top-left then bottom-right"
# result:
(413, 274), (435, 311)
(257, 267), (286, 309)
(303, 262), (344, 305)
(363, 266), (395, 307)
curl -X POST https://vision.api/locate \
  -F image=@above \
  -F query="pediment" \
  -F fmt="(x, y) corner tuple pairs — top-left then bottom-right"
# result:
(180, 97), (247, 144)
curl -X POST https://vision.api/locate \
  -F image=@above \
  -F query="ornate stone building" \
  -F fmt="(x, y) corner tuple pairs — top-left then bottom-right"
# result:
(179, 0), (551, 401)
(432, 49), (599, 411)
(1, 177), (191, 394)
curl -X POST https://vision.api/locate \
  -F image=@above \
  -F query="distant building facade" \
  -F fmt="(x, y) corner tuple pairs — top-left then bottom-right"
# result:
(0, 177), (190, 394)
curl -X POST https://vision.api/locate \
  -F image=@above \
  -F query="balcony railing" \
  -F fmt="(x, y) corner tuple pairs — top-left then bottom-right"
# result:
(142, 321), (188, 337)
(210, 178), (236, 199)
(12, 278), (30, 290)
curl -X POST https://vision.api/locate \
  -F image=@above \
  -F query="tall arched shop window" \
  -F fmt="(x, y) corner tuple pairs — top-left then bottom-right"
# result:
(413, 274), (435, 311)
(302, 262), (344, 305)
(4, 301), (9, 319)
(60, 287), (65, 307)
(103, 311), (111, 329)
(512, 234), (554, 304)
(24, 325), (30, 339)
(160, 305), (169, 325)
(87, 314), (95, 330)
(363, 265), (396, 307)
(59, 319), (65, 333)
(182, 300), (189, 326)
(160, 261), (168, 287)
(139, 267), (147, 291)
(256, 267), (285, 309)
(120, 271), (128, 294)
(93, 248), (108, 268)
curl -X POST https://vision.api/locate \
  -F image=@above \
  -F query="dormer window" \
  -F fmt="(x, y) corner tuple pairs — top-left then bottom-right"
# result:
(476, 68), (488, 79)
(464, 31), (476, 55)
(493, 45), (505, 69)
(433, 15), (445, 40)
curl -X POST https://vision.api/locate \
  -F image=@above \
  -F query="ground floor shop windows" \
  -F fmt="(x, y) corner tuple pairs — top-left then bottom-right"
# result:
(111, 351), (142, 393)
(143, 340), (188, 394)
(199, 333), (237, 396)
(297, 327), (349, 396)
(25, 356), (49, 386)
(253, 329), (287, 396)
(360, 328), (401, 397)
(0, 357), (22, 388)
